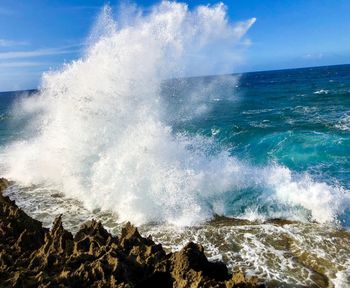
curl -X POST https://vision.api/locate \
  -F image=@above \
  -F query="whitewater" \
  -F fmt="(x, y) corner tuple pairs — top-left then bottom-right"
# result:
(1, 2), (350, 286)
(2, 2), (350, 226)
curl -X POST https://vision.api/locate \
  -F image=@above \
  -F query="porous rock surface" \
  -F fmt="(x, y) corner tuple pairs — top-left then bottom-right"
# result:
(0, 178), (263, 287)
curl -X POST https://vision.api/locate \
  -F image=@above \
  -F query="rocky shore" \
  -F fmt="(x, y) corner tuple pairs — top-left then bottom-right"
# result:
(0, 178), (265, 288)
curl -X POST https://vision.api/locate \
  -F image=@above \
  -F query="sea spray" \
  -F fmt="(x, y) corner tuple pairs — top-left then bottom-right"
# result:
(3, 2), (350, 225)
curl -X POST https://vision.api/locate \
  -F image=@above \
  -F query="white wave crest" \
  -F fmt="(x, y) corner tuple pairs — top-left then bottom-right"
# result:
(2, 2), (349, 226)
(335, 114), (350, 131)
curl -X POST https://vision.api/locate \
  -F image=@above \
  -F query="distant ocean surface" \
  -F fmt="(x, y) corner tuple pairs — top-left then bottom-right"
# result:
(1, 65), (350, 286)
(172, 64), (350, 225)
(1, 64), (349, 224)
(2, 1), (350, 283)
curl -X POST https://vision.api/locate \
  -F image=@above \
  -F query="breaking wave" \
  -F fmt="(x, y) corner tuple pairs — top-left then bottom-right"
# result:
(2, 2), (350, 226)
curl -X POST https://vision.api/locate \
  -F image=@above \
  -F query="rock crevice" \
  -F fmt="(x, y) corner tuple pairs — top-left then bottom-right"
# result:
(0, 178), (263, 287)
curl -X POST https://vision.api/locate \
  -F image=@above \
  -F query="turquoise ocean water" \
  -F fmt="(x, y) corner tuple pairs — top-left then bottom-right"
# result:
(1, 65), (350, 286)
(0, 64), (350, 226)
(170, 64), (350, 226)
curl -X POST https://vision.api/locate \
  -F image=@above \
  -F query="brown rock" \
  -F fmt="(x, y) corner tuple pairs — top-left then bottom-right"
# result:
(169, 242), (230, 288)
(225, 271), (262, 288)
(0, 178), (266, 288)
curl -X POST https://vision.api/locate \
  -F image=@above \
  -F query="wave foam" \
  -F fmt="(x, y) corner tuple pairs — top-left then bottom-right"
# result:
(335, 114), (350, 131)
(2, 2), (349, 226)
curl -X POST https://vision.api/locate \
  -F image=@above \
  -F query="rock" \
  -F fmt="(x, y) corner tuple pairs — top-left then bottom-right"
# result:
(75, 219), (112, 245)
(0, 178), (266, 288)
(0, 178), (10, 191)
(169, 242), (230, 288)
(73, 219), (116, 257)
(29, 215), (74, 270)
(225, 271), (263, 288)
(119, 222), (154, 252)
(0, 178), (46, 246)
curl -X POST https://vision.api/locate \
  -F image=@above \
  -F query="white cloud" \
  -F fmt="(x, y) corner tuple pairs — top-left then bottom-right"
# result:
(303, 52), (324, 59)
(0, 45), (80, 60)
(0, 39), (29, 47)
(0, 44), (82, 91)
(0, 61), (49, 68)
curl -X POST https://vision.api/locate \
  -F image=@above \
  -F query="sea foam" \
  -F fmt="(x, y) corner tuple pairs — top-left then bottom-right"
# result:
(3, 2), (349, 226)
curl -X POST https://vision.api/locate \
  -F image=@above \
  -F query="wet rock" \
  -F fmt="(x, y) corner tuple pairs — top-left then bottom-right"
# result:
(0, 178), (266, 288)
(0, 178), (46, 246)
(225, 271), (263, 288)
(169, 242), (230, 288)
(0, 178), (10, 191)
(29, 215), (74, 271)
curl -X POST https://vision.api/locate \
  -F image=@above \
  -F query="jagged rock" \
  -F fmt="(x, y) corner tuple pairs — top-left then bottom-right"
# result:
(225, 271), (262, 288)
(0, 178), (48, 286)
(0, 178), (266, 288)
(29, 215), (74, 271)
(75, 219), (112, 245)
(120, 222), (154, 252)
(0, 179), (46, 245)
(0, 178), (10, 191)
(169, 242), (230, 288)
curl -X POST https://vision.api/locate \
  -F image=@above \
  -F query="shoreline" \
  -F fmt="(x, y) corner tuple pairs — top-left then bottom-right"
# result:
(0, 178), (265, 287)
(1, 178), (350, 287)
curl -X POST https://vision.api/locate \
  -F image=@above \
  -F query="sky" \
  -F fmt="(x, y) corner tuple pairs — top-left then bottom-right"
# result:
(0, 0), (349, 91)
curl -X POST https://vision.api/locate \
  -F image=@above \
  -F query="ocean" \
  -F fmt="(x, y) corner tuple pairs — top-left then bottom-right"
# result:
(0, 3), (350, 286)
(0, 64), (349, 286)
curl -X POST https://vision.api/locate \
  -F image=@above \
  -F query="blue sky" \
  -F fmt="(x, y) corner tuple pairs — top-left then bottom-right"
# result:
(0, 0), (349, 91)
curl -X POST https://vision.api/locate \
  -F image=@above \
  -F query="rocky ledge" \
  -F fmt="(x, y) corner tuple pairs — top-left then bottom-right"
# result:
(0, 178), (264, 288)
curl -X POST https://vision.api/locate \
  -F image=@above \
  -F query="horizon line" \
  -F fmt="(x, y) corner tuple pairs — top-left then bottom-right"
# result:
(0, 62), (349, 94)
